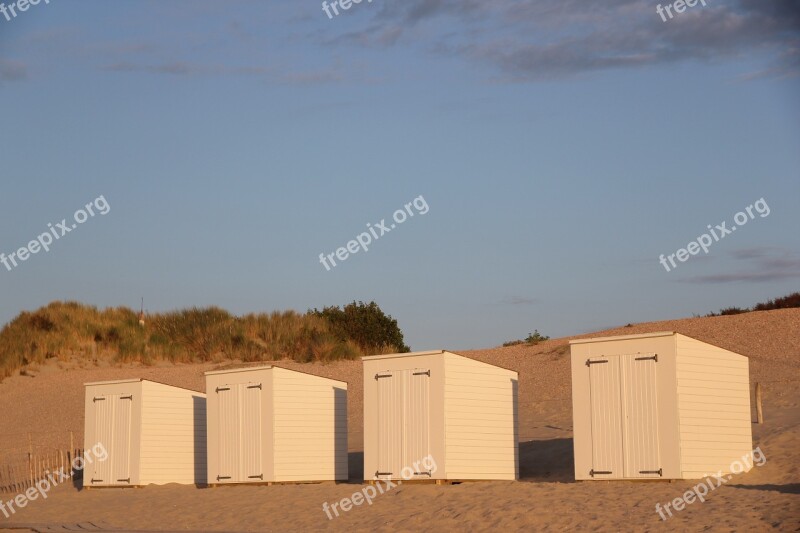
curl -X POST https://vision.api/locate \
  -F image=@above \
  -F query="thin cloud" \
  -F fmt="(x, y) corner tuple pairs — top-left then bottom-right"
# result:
(100, 62), (272, 77)
(280, 68), (343, 84)
(99, 61), (343, 85)
(499, 296), (539, 306)
(344, 0), (800, 81)
(682, 248), (800, 283)
(729, 246), (786, 260)
(0, 60), (27, 83)
(683, 271), (800, 283)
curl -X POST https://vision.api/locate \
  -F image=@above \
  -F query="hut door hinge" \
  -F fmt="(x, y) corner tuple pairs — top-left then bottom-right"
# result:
(216, 387), (231, 393)
(375, 471), (393, 477)
(589, 469), (612, 477)
(217, 475), (232, 481)
(639, 469), (663, 476)
(247, 384), (262, 389)
(117, 478), (130, 483)
(375, 374), (392, 380)
(120, 395), (133, 400)
(412, 370), (431, 377)
(93, 397), (106, 402)
(248, 474), (264, 479)
(586, 359), (608, 366)
(635, 354), (658, 362)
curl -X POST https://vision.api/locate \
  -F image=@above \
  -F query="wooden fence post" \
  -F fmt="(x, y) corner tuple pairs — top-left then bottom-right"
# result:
(28, 433), (34, 488)
(755, 382), (763, 424)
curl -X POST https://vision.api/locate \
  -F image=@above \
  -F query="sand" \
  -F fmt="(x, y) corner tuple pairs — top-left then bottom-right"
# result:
(0, 309), (798, 532)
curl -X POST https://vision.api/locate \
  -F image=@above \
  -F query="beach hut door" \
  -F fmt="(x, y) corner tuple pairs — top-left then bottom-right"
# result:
(90, 393), (132, 485)
(216, 385), (238, 482)
(241, 383), (263, 480)
(376, 368), (431, 479)
(621, 354), (661, 478)
(587, 357), (624, 478)
(588, 354), (662, 478)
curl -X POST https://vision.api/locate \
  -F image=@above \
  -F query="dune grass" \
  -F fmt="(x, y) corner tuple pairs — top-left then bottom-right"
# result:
(0, 301), (403, 381)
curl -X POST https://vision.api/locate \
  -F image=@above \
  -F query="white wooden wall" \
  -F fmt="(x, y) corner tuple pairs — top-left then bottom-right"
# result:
(675, 334), (752, 477)
(443, 353), (519, 480)
(139, 381), (206, 485)
(272, 368), (348, 482)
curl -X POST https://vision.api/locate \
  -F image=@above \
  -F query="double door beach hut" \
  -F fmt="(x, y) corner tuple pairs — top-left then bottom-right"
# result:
(205, 365), (348, 484)
(363, 350), (519, 482)
(83, 379), (207, 487)
(570, 332), (752, 480)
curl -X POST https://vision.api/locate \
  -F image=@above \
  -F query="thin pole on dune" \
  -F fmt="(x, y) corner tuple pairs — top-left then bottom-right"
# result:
(755, 382), (764, 424)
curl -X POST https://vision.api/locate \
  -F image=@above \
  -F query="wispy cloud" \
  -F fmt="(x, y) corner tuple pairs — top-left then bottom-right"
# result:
(98, 61), (342, 85)
(0, 60), (27, 83)
(344, 0), (800, 81)
(682, 247), (800, 283)
(100, 62), (272, 77)
(499, 296), (539, 305)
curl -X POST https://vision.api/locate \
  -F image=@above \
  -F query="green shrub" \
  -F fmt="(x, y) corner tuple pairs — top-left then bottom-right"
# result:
(311, 301), (410, 353)
(525, 330), (550, 344)
(502, 339), (525, 347)
(706, 292), (800, 317)
(503, 329), (550, 347)
(753, 292), (800, 311)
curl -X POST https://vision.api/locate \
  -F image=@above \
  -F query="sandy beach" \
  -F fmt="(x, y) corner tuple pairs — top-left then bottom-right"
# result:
(1, 309), (798, 532)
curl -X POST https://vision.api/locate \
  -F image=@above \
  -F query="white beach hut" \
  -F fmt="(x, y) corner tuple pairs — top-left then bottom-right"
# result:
(570, 332), (753, 480)
(83, 379), (207, 487)
(363, 350), (519, 482)
(205, 365), (348, 484)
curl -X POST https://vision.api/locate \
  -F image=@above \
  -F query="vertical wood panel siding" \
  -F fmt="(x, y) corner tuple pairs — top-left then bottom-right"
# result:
(375, 369), (431, 479)
(242, 385), (263, 480)
(377, 370), (401, 478)
(111, 396), (133, 483)
(216, 386), (238, 481)
(588, 356), (623, 478)
(89, 394), (115, 485)
(620, 354), (661, 478)
(84, 382), (142, 487)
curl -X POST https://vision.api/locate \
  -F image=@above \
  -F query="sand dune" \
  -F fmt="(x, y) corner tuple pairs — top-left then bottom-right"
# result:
(0, 309), (797, 531)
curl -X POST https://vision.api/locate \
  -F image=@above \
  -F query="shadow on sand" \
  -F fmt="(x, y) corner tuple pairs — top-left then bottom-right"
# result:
(519, 438), (575, 483)
(727, 483), (800, 494)
(345, 440), (576, 484)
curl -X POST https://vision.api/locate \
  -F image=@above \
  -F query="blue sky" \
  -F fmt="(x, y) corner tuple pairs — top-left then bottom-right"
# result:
(1, 0), (798, 350)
